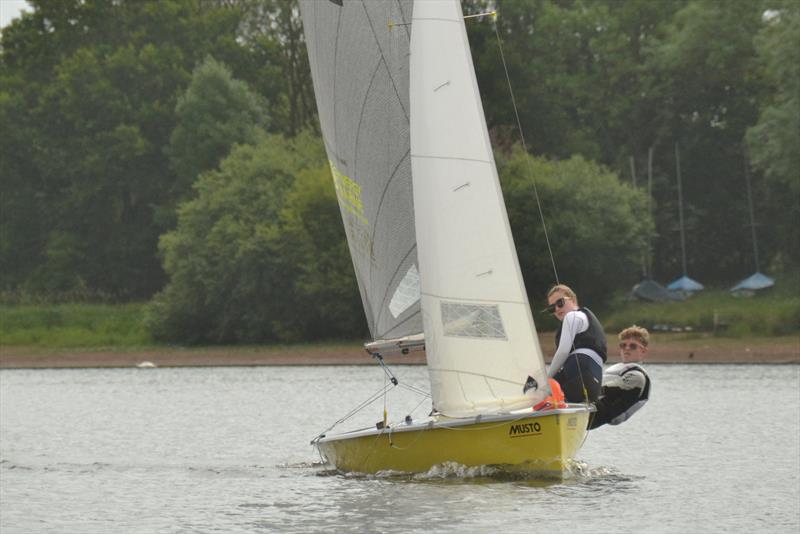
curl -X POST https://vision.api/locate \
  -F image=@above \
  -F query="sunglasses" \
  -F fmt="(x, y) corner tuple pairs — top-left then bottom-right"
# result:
(619, 342), (643, 351)
(543, 297), (569, 314)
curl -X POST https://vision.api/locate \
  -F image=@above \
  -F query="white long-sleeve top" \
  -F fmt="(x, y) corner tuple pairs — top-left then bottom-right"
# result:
(603, 363), (647, 391)
(548, 310), (589, 378)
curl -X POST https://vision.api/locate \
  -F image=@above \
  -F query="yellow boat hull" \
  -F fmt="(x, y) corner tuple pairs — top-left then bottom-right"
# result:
(316, 407), (590, 476)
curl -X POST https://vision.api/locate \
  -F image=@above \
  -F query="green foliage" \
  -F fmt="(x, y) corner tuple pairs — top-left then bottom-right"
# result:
(641, 0), (769, 281)
(169, 56), (269, 191)
(745, 2), (800, 267)
(149, 134), (296, 343)
(499, 147), (653, 312)
(747, 3), (800, 195)
(147, 131), (363, 343)
(0, 302), (152, 347)
(0, 0), (246, 297)
(468, 0), (796, 285)
(1, 0), (798, 345)
(276, 164), (366, 340)
(235, 0), (317, 136)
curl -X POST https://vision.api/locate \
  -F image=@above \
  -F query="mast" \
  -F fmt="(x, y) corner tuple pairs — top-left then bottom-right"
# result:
(647, 145), (654, 278)
(630, 155), (646, 278)
(743, 145), (760, 272)
(675, 142), (688, 276)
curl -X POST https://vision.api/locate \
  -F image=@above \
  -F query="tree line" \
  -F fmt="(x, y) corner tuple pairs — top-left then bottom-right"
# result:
(1, 0), (796, 343)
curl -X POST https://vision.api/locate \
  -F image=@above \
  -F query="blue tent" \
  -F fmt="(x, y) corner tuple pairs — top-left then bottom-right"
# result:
(667, 275), (704, 293)
(730, 272), (775, 294)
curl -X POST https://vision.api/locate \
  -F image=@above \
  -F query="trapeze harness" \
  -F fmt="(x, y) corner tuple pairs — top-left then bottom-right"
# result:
(588, 362), (651, 430)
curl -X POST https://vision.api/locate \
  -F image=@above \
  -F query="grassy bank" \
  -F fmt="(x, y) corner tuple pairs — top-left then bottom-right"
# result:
(603, 287), (800, 337)
(1, 285), (798, 350)
(0, 303), (153, 348)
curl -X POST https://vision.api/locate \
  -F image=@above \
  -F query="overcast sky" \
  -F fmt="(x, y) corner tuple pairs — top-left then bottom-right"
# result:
(1, 0), (30, 30)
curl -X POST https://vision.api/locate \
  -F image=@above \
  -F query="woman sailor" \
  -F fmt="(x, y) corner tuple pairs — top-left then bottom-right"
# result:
(545, 284), (606, 403)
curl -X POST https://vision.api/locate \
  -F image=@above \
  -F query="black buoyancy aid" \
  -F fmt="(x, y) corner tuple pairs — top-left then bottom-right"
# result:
(604, 363), (651, 425)
(554, 306), (608, 362)
(615, 363), (651, 400)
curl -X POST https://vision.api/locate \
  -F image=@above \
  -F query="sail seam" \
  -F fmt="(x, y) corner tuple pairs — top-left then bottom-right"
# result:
(363, 3), (410, 122)
(429, 368), (525, 387)
(421, 292), (527, 307)
(393, 0), (412, 41)
(411, 154), (492, 164)
(349, 54), (387, 337)
(332, 7), (342, 161)
(351, 57), (405, 337)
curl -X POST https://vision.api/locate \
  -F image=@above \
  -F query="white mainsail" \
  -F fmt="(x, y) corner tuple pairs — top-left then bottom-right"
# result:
(410, 0), (548, 416)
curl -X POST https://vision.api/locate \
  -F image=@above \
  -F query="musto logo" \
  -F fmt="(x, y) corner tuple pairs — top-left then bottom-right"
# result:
(508, 422), (542, 438)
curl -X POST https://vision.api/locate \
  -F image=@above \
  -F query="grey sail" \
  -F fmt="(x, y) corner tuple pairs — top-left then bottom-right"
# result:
(299, 0), (420, 340)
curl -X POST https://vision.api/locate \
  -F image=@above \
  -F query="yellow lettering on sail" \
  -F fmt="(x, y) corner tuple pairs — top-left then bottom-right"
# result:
(329, 161), (368, 225)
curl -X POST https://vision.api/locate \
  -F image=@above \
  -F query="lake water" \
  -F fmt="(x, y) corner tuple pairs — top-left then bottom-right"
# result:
(1, 364), (798, 533)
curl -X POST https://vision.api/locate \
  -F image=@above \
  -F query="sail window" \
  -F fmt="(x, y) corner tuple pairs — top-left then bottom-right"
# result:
(389, 265), (420, 318)
(441, 302), (506, 339)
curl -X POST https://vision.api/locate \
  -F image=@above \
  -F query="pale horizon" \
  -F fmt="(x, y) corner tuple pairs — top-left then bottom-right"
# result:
(0, 0), (30, 30)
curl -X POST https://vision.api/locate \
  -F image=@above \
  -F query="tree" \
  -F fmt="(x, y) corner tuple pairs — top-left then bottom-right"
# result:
(273, 155), (366, 340)
(747, 4), (800, 194)
(466, 1), (798, 286)
(169, 55), (269, 193)
(235, 0), (317, 136)
(148, 131), (363, 343)
(746, 2), (800, 268)
(643, 0), (769, 283)
(0, 0), (247, 297)
(498, 146), (653, 311)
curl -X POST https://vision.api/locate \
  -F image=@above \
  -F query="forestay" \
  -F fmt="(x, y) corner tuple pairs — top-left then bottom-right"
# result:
(410, 0), (548, 416)
(299, 0), (421, 341)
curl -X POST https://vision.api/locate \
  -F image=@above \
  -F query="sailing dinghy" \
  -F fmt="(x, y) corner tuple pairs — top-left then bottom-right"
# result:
(301, 0), (590, 476)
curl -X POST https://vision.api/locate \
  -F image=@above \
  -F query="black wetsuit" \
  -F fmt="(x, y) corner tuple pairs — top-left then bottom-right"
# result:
(589, 362), (651, 430)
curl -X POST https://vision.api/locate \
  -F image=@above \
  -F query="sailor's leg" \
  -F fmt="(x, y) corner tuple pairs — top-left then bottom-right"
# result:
(588, 396), (615, 429)
(553, 354), (602, 403)
(588, 386), (643, 430)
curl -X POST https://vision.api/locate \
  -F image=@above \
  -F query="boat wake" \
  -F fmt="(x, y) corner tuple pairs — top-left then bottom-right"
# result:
(310, 458), (640, 489)
(312, 460), (575, 484)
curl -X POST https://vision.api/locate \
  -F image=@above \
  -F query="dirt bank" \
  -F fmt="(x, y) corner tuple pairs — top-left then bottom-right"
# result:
(1, 334), (797, 368)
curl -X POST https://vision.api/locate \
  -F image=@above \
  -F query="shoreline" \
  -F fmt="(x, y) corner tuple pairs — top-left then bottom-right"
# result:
(1, 334), (798, 368)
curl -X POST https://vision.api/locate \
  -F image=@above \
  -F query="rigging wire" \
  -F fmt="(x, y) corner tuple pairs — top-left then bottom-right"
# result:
(311, 360), (431, 446)
(486, 11), (596, 430)
(490, 14), (560, 285)
(310, 382), (395, 444)
(399, 382), (431, 398)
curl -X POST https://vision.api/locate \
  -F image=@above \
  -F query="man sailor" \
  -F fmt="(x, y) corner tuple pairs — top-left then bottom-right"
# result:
(589, 325), (652, 429)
